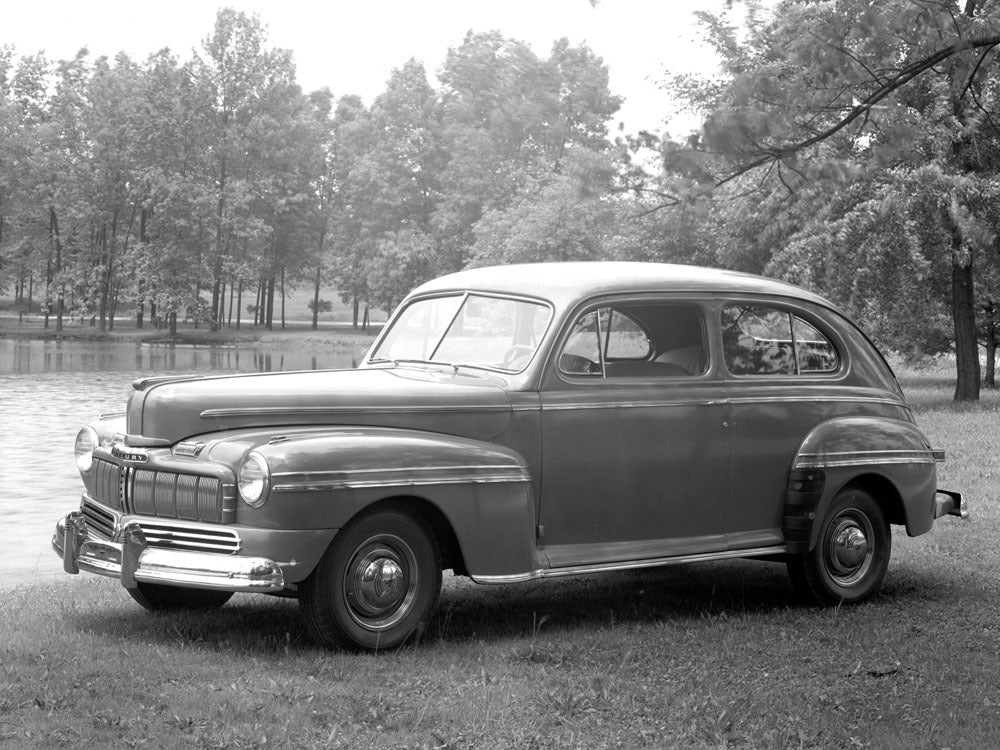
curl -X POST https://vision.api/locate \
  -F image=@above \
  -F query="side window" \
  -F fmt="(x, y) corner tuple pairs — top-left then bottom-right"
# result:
(722, 304), (839, 376)
(560, 308), (652, 375)
(559, 303), (705, 378)
(793, 316), (839, 373)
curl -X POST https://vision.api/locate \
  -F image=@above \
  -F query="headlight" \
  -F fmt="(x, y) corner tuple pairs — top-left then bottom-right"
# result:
(238, 452), (270, 508)
(74, 426), (99, 473)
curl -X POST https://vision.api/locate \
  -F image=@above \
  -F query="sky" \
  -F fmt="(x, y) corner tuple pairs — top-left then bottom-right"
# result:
(4, 0), (731, 137)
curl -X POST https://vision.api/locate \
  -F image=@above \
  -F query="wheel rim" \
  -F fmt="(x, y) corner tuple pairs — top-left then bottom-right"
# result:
(343, 534), (418, 631)
(823, 509), (875, 587)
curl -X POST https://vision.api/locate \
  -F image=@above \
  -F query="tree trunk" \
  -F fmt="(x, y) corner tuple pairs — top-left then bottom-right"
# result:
(49, 207), (64, 333)
(312, 266), (321, 331)
(211, 154), (227, 332)
(265, 275), (276, 331)
(217, 277), (227, 329)
(951, 252), (980, 401)
(984, 301), (996, 389)
(280, 266), (286, 330)
(98, 223), (109, 333)
(43, 258), (51, 329)
(236, 279), (244, 330)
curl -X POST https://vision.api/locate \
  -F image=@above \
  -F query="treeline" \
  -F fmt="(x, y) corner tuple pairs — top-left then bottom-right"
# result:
(4, 3), (1000, 401)
(0, 8), (625, 334)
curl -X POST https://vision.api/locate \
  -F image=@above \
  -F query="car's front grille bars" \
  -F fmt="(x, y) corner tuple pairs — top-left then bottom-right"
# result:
(80, 495), (241, 554)
(91, 458), (228, 524)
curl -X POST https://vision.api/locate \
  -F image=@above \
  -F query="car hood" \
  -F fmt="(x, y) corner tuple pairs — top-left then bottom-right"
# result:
(126, 366), (513, 445)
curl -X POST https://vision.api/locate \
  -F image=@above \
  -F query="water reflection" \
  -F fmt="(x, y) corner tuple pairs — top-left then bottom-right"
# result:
(0, 339), (359, 375)
(0, 339), (358, 590)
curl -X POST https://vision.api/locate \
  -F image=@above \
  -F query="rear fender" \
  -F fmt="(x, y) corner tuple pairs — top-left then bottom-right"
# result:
(784, 416), (940, 551)
(249, 427), (536, 578)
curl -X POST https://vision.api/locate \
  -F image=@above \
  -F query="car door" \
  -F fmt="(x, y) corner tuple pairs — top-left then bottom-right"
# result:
(536, 298), (731, 569)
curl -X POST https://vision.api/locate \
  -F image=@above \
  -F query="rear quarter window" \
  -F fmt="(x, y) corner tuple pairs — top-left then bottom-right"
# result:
(722, 303), (839, 376)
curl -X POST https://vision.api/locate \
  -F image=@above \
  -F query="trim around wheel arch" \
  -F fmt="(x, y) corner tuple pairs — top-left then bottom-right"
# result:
(788, 416), (942, 549)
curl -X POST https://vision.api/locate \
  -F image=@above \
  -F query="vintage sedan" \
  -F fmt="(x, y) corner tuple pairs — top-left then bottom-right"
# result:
(54, 262), (965, 650)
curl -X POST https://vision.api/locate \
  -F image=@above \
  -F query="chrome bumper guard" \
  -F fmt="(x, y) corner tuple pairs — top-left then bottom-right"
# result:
(934, 490), (968, 520)
(53, 512), (285, 592)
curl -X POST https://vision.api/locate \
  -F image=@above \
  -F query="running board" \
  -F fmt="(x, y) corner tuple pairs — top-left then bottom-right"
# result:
(470, 544), (789, 585)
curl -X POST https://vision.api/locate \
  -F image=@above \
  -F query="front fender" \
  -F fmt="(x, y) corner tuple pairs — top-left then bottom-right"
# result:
(236, 427), (536, 578)
(784, 416), (941, 551)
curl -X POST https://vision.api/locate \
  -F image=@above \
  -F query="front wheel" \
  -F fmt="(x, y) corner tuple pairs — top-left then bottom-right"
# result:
(127, 582), (233, 611)
(299, 505), (442, 651)
(787, 488), (890, 605)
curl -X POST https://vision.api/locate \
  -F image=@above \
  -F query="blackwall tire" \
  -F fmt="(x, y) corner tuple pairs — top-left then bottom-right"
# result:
(299, 505), (441, 651)
(787, 488), (891, 605)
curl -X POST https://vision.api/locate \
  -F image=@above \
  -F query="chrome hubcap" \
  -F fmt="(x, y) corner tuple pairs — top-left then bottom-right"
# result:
(825, 512), (874, 586)
(344, 537), (417, 631)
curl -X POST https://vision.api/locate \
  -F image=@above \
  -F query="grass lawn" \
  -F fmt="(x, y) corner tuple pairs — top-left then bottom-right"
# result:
(1, 364), (997, 749)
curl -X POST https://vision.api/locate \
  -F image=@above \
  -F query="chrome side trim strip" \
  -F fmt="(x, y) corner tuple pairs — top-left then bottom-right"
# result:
(541, 395), (904, 411)
(201, 404), (512, 419)
(272, 464), (531, 493)
(543, 399), (724, 411)
(470, 545), (787, 584)
(728, 395), (906, 407)
(797, 458), (938, 468)
(509, 403), (541, 412)
(795, 449), (941, 469)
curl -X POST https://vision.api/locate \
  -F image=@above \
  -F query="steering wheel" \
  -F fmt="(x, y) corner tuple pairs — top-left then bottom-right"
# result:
(501, 345), (534, 369)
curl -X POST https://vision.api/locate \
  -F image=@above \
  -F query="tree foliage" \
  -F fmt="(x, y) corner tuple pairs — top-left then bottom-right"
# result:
(657, 0), (1000, 400)
(0, 12), (623, 331)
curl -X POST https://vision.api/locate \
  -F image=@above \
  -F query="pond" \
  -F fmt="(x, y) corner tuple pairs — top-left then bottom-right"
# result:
(0, 338), (359, 591)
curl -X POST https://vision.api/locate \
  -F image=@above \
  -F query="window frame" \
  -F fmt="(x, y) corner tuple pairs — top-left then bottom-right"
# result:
(554, 296), (709, 382)
(719, 299), (843, 379)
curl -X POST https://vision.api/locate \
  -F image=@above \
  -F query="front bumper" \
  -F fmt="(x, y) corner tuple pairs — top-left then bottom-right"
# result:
(53, 512), (285, 592)
(934, 490), (968, 520)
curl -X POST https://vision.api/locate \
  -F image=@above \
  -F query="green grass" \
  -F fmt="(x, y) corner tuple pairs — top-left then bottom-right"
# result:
(2, 364), (997, 749)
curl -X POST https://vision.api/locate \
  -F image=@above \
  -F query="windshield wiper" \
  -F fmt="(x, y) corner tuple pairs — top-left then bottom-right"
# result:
(386, 358), (453, 369)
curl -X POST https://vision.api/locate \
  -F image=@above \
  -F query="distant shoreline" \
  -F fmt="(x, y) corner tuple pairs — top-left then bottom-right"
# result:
(0, 317), (381, 351)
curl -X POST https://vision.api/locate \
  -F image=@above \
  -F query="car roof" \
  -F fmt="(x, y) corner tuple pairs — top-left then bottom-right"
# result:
(409, 262), (837, 311)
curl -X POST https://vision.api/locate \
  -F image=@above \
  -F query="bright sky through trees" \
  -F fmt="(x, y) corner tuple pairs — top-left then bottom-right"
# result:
(4, 0), (724, 136)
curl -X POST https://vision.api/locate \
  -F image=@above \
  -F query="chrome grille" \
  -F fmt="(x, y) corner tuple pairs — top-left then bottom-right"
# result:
(137, 521), (240, 553)
(80, 496), (240, 554)
(81, 496), (116, 539)
(90, 458), (223, 523)
(93, 459), (124, 512)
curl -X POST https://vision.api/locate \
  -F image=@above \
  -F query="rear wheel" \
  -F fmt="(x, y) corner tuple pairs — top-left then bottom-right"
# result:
(299, 505), (441, 651)
(787, 488), (890, 605)
(127, 582), (233, 611)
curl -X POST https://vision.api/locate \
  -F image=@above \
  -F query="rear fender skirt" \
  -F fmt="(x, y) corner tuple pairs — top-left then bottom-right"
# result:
(788, 416), (941, 548)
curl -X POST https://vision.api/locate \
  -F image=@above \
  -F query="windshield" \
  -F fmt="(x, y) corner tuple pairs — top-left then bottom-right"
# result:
(370, 293), (552, 373)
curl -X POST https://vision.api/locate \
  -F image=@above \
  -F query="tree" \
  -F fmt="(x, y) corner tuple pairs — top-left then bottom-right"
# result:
(670, 0), (1000, 400)
(322, 94), (377, 328)
(193, 8), (299, 330)
(436, 32), (622, 271)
